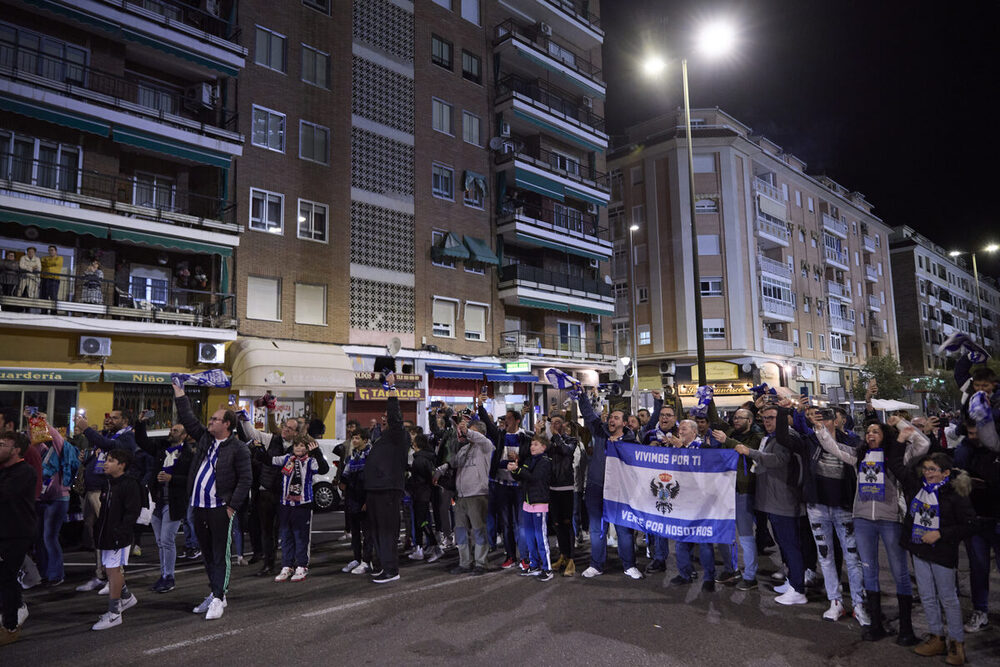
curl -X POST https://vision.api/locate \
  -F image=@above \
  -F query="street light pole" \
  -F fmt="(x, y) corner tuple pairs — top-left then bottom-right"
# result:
(972, 251), (983, 341)
(681, 58), (707, 386)
(629, 223), (641, 413)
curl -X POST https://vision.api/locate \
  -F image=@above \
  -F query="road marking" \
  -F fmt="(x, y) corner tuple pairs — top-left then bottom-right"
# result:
(143, 629), (243, 655)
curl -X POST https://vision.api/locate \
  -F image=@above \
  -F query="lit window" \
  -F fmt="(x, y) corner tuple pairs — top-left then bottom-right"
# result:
(297, 199), (328, 243)
(251, 106), (285, 152)
(250, 188), (283, 233)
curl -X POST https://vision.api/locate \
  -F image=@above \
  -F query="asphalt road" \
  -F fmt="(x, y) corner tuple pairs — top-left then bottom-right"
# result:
(6, 511), (999, 666)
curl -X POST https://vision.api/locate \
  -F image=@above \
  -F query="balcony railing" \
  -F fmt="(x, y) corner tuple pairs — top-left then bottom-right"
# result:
(862, 234), (877, 252)
(123, 0), (241, 43)
(822, 213), (848, 238)
(762, 337), (794, 356)
(539, 0), (603, 29)
(865, 265), (879, 281)
(754, 177), (782, 202)
(868, 294), (881, 310)
(761, 295), (795, 320)
(830, 350), (846, 364)
(499, 263), (613, 297)
(500, 329), (613, 359)
(499, 199), (605, 238)
(869, 323), (884, 339)
(824, 246), (849, 267)
(1, 154), (237, 228)
(758, 254), (791, 280)
(830, 314), (856, 332)
(756, 213), (790, 244)
(0, 39), (238, 133)
(0, 269), (236, 328)
(496, 74), (605, 132)
(495, 142), (609, 190)
(494, 20), (604, 83)
(826, 280), (850, 300)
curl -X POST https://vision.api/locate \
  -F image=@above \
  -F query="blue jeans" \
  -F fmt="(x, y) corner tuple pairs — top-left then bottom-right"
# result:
(278, 504), (312, 568)
(913, 555), (964, 641)
(965, 519), (1000, 612)
(523, 510), (552, 570)
(40, 499), (68, 581)
(806, 503), (864, 606)
(584, 484), (634, 571)
(184, 503), (200, 550)
(854, 518), (911, 594)
(676, 541), (715, 581)
(652, 534), (669, 562)
(151, 505), (181, 577)
(736, 493), (758, 580)
(768, 513), (805, 593)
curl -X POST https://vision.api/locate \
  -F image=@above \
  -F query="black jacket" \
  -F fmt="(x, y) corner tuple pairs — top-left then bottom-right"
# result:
(248, 428), (291, 493)
(95, 474), (144, 550)
(547, 432), (577, 489)
(148, 442), (195, 522)
(407, 448), (437, 504)
(512, 453), (552, 505)
(364, 397), (409, 493)
(478, 405), (532, 479)
(176, 395), (252, 511)
(785, 429), (857, 511)
(0, 461), (37, 539)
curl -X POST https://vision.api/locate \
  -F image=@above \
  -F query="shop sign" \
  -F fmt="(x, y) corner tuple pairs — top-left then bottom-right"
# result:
(355, 387), (425, 400)
(354, 371), (424, 401)
(103, 370), (177, 384)
(704, 361), (739, 381)
(675, 382), (753, 397)
(0, 367), (101, 382)
(505, 361), (531, 373)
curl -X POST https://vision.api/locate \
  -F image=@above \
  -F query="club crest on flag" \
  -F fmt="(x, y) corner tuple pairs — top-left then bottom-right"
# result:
(650, 472), (680, 514)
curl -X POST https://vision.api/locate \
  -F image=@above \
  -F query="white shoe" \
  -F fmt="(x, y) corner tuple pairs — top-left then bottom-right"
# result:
(16, 604), (28, 627)
(408, 547), (424, 561)
(350, 562), (368, 575)
(426, 546), (444, 563)
(823, 599), (846, 621)
(624, 567), (644, 580)
(771, 569), (786, 582)
(192, 593), (214, 614)
(775, 589), (808, 605)
(853, 604), (871, 626)
(236, 556), (248, 566)
(581, 566), (603, 579)
(118, 595), (138, 613)
(342, 559), (361, 573)
(773, 581), (790, 595)
(76, 578), (104, 592)
(91, 612), (121, 630)
(290, 567), (308, 582)
(964, 610), (989, 633)
(274, 567), (293, 582)
(98, 582), (109, 595)
(205, 596), (226, 620)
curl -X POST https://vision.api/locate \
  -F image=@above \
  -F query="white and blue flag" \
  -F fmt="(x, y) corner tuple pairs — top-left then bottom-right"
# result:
(603, 443), (738, 544)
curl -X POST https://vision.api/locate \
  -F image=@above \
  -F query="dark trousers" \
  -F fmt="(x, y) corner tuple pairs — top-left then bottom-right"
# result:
(347, 510), (374, 564)
(492, 482), (520, 560)
(192, 506), (232, 599)
(550, 489), (574, 558)
(255, 489), (279, 567)
(0, 539), (32, 631)
(40, 278), (59, 300)
(413, 499), (437, 549)
(769, 513), (805, 593)
(367, 489), (402, 575)
(278, 504), (312, 568)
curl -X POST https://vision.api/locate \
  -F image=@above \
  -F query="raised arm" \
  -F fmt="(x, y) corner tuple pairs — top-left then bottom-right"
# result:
(577, 392), (605, 439)
(172, 379), (206, 442)
(814, 426), (858, 465)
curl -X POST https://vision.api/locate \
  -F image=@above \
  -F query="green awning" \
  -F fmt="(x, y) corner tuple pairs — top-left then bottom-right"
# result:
(110, 229), (233, 257)
(103, 370), (218, 385)
(463, 236), (500, 266)
(513, 108), (607, 152)
(565, 185), (609, 208)
(112, 128), (232, 169)
(0, 366), (101, 383)
(514, 232), (607, 261)
(0, 208), (109, 238)
(514, 168), (565, 201)
(517, 297), (568, 312)
(0, 97), (110, 137)
(567, 303), (614, 316)
(431, 232), (471, 262)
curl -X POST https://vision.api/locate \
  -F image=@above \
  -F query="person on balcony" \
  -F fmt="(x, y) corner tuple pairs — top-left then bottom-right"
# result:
(1, 250), (18, 296)
(16, 247), (41, 299)
(80, 260), (104, 305)
(39, 246), (63, 301)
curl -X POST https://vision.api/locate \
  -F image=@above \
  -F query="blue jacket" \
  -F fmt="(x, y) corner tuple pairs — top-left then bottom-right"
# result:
(579, 396), (637, 490)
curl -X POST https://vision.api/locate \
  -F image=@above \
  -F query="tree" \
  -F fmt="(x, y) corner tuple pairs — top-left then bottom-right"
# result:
(853, 354), (905, 400)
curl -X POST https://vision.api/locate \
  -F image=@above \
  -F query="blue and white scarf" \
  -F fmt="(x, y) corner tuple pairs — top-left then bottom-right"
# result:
(858, 448), (885, 501)
(171, 369), (231, 388)
(910, 476), (949, 543)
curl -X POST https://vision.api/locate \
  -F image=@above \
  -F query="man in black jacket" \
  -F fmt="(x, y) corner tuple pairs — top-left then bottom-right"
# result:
(547, 412), (578, 575)
(480, 403), (532, 569)
(0, 431), (36, 646)
(172, 377), (251, 620)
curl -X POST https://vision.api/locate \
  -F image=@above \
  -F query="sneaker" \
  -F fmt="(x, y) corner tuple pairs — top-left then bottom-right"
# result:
(408, 547), (425, 561)
(670, 574), (694, 586)
(773, 581), (791, 595)
(340, 531), (352, 541)
(964, 610), (989, 633)
(236, 556), (249, 566)
(192, 593), (214, 614)
(16, 604), (28, 627)
(715, 570), (741, 585)
(624, 567), (644, 580)
(205, 596), (226, 620)
(76, 577), (105, 592)
(702, 580), (716, 593)
(274, 567), (293, 582)
(538, 570), (554, 582)
(471, 566), (487, 576)
(735, 578), (758, 591)
(372, 571), (400, 584)
(0, 627), (19, 646)
(563, 559), (576, 577)
(91, 612), (122, 631)
(771, 569), (787, 582)
(189, 549), (202, 560)
(98, 582), (110, 595)
(150, 577), (165, 592)
(581, 566), (603, 579)
(118, 594), (138, 612)
(448, 566), (472, 575)
(350, 563), (368, 575)
(131, 545), (142, 557)
(426, 546), (444, 563)
(853, 604), (871, 626)
(520, 567), (541, 577)
(46, 578), (64, 588)
(291, 567), (308, 582)
(520, 559), (530, 572)
(369, 567), (384, 577)
(775, 589), (808, 605)
(823, 599), (847, 621)
(501, 558), (517, 570)
(159, 576), (175, 593)
(644, 559), (666, 574)
(342, 559), (361, 573)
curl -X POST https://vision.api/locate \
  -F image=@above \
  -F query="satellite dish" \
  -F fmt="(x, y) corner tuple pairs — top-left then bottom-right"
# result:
(488, 137), (504, 150)
(387, 337), (402, 357)
(603, 275), (612, 284)
(741, 362), (752, 373)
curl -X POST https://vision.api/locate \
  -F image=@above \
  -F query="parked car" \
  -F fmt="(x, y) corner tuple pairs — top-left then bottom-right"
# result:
(311, 439), (343, 512)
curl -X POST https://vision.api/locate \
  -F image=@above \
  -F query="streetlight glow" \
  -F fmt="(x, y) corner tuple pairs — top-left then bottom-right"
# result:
(643, 56), (666, 76)
(948, 250), (962, 257)
(629, 224), (640, 232)
(697, 21), (736, 58)
(985, 243), (1000, 253)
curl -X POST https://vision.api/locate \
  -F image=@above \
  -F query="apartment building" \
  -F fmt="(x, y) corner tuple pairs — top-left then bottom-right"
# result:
(888, 225), (1000, 375)
(0, 0), (244, 430)
(607, 108), (899, 409)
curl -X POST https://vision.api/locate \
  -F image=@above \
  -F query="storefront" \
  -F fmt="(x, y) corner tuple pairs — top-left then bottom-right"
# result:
(346, 372), (423, 426)
(0, 366), (98, 430)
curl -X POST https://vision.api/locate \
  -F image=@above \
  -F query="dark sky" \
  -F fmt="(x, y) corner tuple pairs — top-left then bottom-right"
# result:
(602, 0), (1000, 278)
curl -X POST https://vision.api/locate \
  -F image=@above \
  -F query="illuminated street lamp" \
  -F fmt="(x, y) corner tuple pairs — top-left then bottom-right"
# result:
(949, 243), (1000, 342)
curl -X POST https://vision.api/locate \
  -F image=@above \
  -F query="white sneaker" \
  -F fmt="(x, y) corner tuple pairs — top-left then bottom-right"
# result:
(16, 604), (28, 627)
(274, 567), (293, 582)
(623, 567), (644, 580)
(823, 599), (846, 621)
(964, 610), (989, 633)
(426, 546), (444, 563)
(771, 569), (787, 582)
(408, 547), (424, 561)
(581, 566), (603, 579)
(775, 589), (808, 605)
(350, 562), (368, 575)
(290, 567), (308, 582)
(192, 593), (214, 614)
(205, 596), (226, 620)
(773, 581), (790, 595)
(76, 578), (104, 592)
(118, 595), (138, 613)
(98, 582), (109, 595)
(91, 612), (121, 630)
(342, 559), (360, 573)
(853, 604), (871, 626)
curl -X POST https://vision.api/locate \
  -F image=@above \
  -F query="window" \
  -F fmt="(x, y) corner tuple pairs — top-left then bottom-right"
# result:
(799, 230), (805, 243)
(254, 26), (286, 72)
(811, 237), (817, 248)
(251, 105), (285, 152)
(431, 35), (452, 69)
(793, 329), (800, 347)
(461, 50), (481, 83)
(703, 318), (726, 340)
(548, 41), (576, 67)
(795, 191), (802, 207)
(693, 154), (715, 173)
(0, 23), (88, 85)
(550, 150), (580, 175)
(463, 172), (485, 209)
(633, 243), (647, 263)
(464, 302), (488, 341)
(855, 251), (860, 266)
(460, 0), (480, 24)
(301, 44), (330, 88)
(636, 286), (649, 304)
(249, 188), (283, 233)
(247, 276), (280, 321)
(462, 111), (481, 145)
(432, 163), (454, 199)
(631, 205), (644, 224)
(432, 98), (452, 134)
(432, 298), (457, 337)
(806, 331), (814, 349)
(134, 76), (179, 115)
(302, 0), (329, 13)
(614, 281), (628, 300)
(761, 276), (793, 304)
(695, 198), (719, 213)
(782, 183), (789, 201)
(631, 166), (643, 184)
(130, 266), (169, 305)
(431, 230), (455, 269)
(559, 321), (584, 352)
(553, 203), (583, 232)
(697, 234), (720, 255)
(701, 277), (723, 296)
(297, 199), (328, 242)
(819, 334), (826, 351)
(133, 172), (175, 211)
(0, 131), (81, 192)
(638, 325), (651, 346)
(807, 197), (814, 212)
(295, 283), (326, 325)
(299, 121), (329, 164)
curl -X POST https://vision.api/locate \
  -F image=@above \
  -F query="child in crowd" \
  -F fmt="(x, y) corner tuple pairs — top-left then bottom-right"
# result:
(340, 430), (374, 574)
(407, 433), (443, 562)
(509, 433), (554, 581)
(92, 449), (143, 630)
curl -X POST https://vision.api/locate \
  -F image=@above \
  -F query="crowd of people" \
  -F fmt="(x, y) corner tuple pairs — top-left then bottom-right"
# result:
(1, 348), (998, 664)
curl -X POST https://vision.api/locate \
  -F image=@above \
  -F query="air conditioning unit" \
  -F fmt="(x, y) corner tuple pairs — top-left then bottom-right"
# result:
(500, 121), (511, 138)
(582, 96), (593, 109)
(183, 82), (214, 110)
(586, 202), (598, 214)
(196, 342), (225, 364)
(80, 336), (111, 357)
(588, 258), (600, 268)
(659, 360), (676, 375)
(538, 21), (552, 36)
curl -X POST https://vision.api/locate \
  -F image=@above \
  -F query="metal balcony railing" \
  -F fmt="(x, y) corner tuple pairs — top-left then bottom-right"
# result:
(538, 0), (603, 29)
(499, 263), (613, 297)
(762, 337), (794, 356)
(826, 280), (850, 299)
(822, 213), (848, 237)
(862, 234), (877, 252)
(496, 74), (605, 132)
(754, 177), (782, 202)
(865, 265), (879, 281)
(868, 294), (881, 310)
(499, 199), (605, 238)
(829, 314), (856, 332)
(761, 295), (795, 319)
(494, 19), (604, 82)
(825, 246), (849, 266)
(495, 141), (609, 189)
(123, 0), (241, 43)
(756, 213), (790, 243)
(500, 329), (613, 358)
(757, 255), (791, 279)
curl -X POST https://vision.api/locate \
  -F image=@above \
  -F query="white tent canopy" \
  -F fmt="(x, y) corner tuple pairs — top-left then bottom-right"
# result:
(870, 398), (920, 411)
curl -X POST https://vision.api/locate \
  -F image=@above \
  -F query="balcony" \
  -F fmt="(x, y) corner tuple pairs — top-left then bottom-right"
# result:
(762, 337), (794, 357)
(754, 177), (782, 202)
(868, 294), (881, 311)
(497, 200), (611, 260)
(502, 0), (604, 47)
(756, 212), (790, 248)
(865, 265), (879, 282)
(494, 20), (606, 97)
(869, 323), (884, 339)
(495, 142), (610, 206)
(824, 246), (849, 270)
(830, 350), (847, 364)
(496, 75), (608, 151)
(499, 329), (616, 363)
(826, 280), (850, 301)
(498, 263), (614, 315)
(758, 254), (792, 281)
(761, 295), (795, 322)
(829, 313), (856, 335)
(863, 234), (877, 253)
(822, 213), (848, 239)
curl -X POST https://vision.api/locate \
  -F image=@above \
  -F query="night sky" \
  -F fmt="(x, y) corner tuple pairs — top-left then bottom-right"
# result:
(602, 0), (1000, 278)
